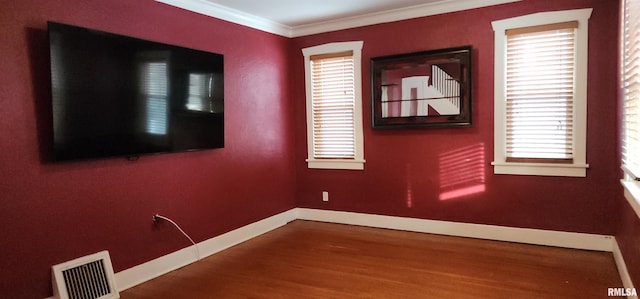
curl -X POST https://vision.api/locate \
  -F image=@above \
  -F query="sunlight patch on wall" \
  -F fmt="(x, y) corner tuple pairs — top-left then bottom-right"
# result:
(439, 143), (486, 201)
(406, 164), (414, 208)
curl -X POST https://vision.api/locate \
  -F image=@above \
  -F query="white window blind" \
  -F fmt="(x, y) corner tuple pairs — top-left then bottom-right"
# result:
(309, 51), (356, 159)
(505, 22), (578, 163)
(623, 0), (640, 180)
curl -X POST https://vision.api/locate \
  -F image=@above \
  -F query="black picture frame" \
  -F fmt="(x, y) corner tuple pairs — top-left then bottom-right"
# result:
(371, 46), (472, 129)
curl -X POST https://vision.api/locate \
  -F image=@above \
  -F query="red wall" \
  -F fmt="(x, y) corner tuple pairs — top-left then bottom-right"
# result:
(1, 0), (634, 297)
(292, 0), (621, 233)
(0, 1), (295, 298)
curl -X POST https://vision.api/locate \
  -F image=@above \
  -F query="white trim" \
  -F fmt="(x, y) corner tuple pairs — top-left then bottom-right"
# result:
(492, 162), (589, 177)
(154, 0), (292, 37)
(114, 244), (196, 292)
(491, 8), (592, 177)
(155, 0), (521, 38)
(613, 239), (637, 296)
(296, 208), (613, 251)
(290, 0), (522, 37)
(303, 41), (365, 171)
(55, 208), (628, 299)
(492, 8), (593, 30)
(623, 165), (640, 181)
(114, 209), (296, 292)
(623, 180), (640, 219)
(306, 159), (366, 170)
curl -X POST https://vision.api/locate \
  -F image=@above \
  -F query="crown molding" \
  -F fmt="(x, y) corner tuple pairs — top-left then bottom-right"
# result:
(291, 0), (522, 37)
(155, 0), (293, 37)
(156, 0), (522, 38)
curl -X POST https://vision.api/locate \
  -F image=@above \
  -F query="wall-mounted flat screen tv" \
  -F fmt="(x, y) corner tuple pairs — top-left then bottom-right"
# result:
(48, 21), (224, 162)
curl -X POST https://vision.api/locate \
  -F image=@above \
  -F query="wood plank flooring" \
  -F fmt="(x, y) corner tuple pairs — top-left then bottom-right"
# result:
(120, 220), (622, 298)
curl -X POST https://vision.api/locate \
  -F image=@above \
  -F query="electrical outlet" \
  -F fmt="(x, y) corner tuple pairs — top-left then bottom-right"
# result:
(322, 191), (329, 202)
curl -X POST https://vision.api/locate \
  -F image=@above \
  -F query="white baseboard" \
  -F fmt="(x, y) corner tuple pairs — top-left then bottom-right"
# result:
(613, 239), (637, 294)
(48, 207), (631, 299)
(114, 209), (297, 292)
(295, 208), (614, 251)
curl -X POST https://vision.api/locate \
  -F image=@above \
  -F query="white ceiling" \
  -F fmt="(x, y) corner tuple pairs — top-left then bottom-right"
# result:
(201, 0), (444, 27)
(156, 0), (522, 37)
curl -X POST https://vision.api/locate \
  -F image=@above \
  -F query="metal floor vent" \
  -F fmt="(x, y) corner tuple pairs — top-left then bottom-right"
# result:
(52, 251), (119, 299)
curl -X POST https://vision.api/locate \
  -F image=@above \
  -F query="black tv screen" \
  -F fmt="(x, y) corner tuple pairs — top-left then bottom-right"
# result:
(48, 21), (224, 162)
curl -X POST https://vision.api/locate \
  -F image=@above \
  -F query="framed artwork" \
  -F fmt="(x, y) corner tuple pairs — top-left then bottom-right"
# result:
(371, 46), (472, 129)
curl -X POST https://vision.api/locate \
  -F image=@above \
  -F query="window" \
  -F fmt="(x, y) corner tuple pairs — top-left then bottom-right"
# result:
(302, 41), (365, 170)
(491, 9), (592, 177)
(622, 0), (640, 216)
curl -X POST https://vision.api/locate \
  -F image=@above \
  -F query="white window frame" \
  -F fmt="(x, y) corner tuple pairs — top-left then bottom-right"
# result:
(623, 178), (640, 219)
(302, 41), (365, 170)
(491, 9), (592, 177)
(621, 0), (640, 218)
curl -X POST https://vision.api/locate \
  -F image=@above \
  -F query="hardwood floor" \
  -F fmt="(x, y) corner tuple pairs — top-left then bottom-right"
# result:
(120, 220), (621, 298)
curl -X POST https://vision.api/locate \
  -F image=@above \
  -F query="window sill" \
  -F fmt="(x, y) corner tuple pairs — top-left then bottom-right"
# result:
(491, 161), (588, 177)
(622, 180), (640, 219)
(306, 159), (365, 170)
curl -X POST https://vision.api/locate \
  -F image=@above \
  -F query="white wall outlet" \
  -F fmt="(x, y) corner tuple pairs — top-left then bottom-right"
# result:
(322, 191), (329, 202)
